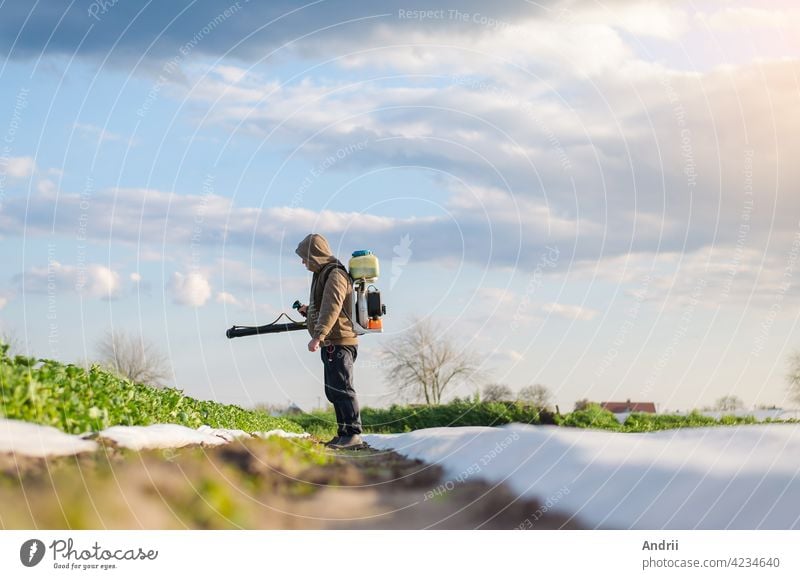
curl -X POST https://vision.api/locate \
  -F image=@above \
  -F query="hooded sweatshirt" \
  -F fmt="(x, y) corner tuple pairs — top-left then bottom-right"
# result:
(295, 233), (358, 346)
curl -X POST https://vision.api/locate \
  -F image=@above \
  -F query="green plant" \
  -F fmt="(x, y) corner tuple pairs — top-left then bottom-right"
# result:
(556, 403), (622, 430)
(291, 399), (544, 437)
(0, 343), (302, 435)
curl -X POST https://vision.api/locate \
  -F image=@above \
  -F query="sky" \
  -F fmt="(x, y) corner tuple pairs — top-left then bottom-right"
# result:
(1, 0), (799, 412)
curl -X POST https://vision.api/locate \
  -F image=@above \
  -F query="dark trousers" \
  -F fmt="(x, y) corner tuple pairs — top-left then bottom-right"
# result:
(321, 344), (362, 436)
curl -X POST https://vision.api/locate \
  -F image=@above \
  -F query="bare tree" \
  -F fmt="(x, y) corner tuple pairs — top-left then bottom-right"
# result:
(380, 318), (482, 405)
(96, 330), (170, 386)
(574, 398), (591, 411)
(483, 383), (513, 402)
(787, 352), (800, 405)
(1, 328), (23, 357)
(714, 395), (744, 412)
(518, 383), (553, 408)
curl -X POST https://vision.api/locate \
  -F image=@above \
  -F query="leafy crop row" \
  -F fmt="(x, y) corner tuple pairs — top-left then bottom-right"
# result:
(0, 344), (302, 435)
(559, 404), (768, 431)
(293, 400), (791, 437)
(4, 341), (790, 439)
(293, 399), (547, 437)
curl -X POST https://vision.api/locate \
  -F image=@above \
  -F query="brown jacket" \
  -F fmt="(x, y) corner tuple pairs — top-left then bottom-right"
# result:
(295, 234), (358, 346)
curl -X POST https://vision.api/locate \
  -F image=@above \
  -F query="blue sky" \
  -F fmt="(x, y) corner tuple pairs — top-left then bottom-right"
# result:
(1, 0), (800, 411)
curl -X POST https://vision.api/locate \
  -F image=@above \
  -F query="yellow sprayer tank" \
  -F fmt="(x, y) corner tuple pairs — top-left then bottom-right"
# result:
(349, 250), (379, 281)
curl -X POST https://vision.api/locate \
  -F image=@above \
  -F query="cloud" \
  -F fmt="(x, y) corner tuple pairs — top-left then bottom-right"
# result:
(213, 64), (249, 84)
(641, 245), (800, 311)
(82, 264), (121, 299)
(169, 271), (212, 307)
(0, 1), (572, 63)
(215, 258), (281, 292)
(506, 349), (524, 362)
(0, 187), (236, 245)
(1, 0), (690, 87)
(216, 291), (241, 306)
(699, 6), (800, 30)
(566, 239), (800, 315)
(0, 294), (8, 310)
(0, 185), (580, 270)
(215, 258), (307, 295)
(175, 56), (800, 262)
(127, 271), (153, 295)
(36, 178), (56, 194)
(13, 262), (121, 300)
(542, 302), (599, 321)
(2, 156), (35, 178)
(3, 1), (799, 280)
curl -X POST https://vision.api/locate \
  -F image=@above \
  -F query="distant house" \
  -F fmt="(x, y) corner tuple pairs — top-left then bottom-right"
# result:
(601, 399), (656, 414)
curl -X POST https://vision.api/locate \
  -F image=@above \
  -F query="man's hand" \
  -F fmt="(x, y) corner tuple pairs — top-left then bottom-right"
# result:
(298, 304), (308, 317)
(308, 337), (321, 352)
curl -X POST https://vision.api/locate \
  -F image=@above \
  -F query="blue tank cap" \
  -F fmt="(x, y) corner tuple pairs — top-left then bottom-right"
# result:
(352, 250), (372, 257)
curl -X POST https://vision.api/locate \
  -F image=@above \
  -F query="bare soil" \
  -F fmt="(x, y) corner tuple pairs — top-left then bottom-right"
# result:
(0, 438), (582, 530)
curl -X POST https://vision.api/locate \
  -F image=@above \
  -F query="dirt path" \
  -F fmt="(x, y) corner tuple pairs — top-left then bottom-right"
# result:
(0, 437), (582, 530)
(318, 444), (582, 529)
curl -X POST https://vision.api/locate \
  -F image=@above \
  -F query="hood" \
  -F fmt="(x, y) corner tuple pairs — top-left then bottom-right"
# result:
(295, 233), (337, 273)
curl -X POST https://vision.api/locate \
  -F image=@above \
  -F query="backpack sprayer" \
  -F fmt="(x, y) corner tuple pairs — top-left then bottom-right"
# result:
(225, 250), (386, 339)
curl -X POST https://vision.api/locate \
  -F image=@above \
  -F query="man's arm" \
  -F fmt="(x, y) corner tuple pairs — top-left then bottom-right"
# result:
(314, 268), (349, 342)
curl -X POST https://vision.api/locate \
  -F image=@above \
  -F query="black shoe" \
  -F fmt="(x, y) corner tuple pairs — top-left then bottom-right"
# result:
(323, 436), (341, 447)
(329, 434), (364, 450)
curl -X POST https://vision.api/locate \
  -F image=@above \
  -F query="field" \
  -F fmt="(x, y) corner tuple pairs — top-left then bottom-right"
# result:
(0, 343), (301, 435)
(2, 344), (798, 530)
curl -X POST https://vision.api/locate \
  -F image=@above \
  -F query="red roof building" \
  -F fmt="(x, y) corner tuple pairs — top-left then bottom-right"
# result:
(601, 400), (657, 413)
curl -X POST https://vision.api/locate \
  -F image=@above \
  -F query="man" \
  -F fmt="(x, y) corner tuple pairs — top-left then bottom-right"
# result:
(295, 233), (364, 450)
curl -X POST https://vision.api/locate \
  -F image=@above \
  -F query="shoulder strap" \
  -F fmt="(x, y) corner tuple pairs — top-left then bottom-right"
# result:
(315, 262), (355, 327)
(314, 262), (348, 302)
(319, 262), (349, 289)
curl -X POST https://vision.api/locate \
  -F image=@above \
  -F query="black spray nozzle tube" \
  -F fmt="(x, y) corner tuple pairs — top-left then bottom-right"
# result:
(226, 321), (308, 339)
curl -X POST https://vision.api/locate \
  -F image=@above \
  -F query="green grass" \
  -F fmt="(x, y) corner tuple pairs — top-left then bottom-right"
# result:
(292, 400), (793, 437)
(5, 341), (791, 438)
(0, 343), (303, 435)
(557, 403), (783, 432)
(292, 399), (546, 438)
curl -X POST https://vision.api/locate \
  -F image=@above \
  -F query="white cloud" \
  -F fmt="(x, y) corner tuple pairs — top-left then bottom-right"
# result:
(14, 262), (121, 300)
(582, 2), (689, 39)
(213, 64), (249, 84)
(0, 295), (8, 310)
(3, 5), (799, 278)
(699, 7), (799, 30)
(82, 265), (121, 299)
(216, 258), (278, 292)
(37, 178), (56, 194)
(567, 241), (800, 314)
(130, 272), (142, 282)
(640, 245), (800, 310)
(542, 302), (599, 321)
(170, 271), (211, 307)
(504, 349), (524, 362)
(216, 291), (240, 306)
(3, 156), (35, 178)
(215, 258), (308, 294)
(173, 55), (800, 264)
